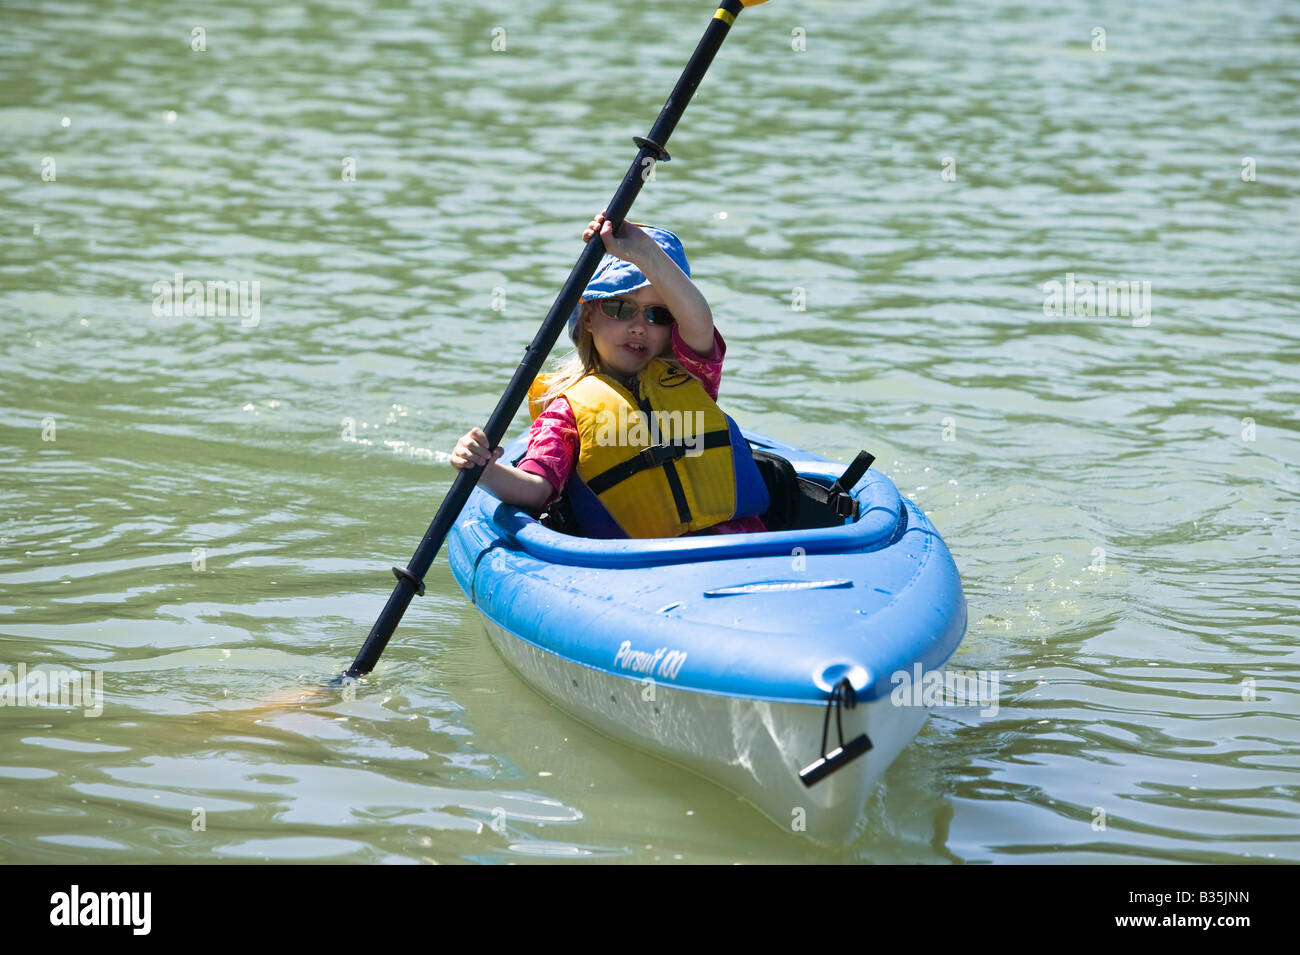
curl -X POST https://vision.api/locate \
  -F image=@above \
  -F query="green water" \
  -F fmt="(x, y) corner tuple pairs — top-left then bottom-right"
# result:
(2, 0), (1297, 863)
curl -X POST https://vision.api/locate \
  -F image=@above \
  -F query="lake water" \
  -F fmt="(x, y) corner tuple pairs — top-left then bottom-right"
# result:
(2, 0), (1297, 863)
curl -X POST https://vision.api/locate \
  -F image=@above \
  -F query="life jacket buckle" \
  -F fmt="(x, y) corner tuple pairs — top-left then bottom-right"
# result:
(637, 443), (686, 469)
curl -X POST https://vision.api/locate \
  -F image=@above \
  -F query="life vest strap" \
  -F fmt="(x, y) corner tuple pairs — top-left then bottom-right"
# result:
(585, 429), (731, 497)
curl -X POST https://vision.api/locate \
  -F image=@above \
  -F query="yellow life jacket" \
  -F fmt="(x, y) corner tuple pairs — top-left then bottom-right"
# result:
(528, 359), (769, 538)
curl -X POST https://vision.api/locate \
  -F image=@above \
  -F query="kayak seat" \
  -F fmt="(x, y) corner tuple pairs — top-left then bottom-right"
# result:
(751, 449), (798, 531)
(751, 449), (856, 532)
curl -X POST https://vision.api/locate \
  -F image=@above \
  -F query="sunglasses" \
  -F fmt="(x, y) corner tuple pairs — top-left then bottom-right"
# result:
(599, 299), (675, 326)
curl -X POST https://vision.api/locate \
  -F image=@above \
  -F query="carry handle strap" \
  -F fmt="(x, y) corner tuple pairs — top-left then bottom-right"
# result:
(825, 450), (875, 520)
(832, 450), (875, 496)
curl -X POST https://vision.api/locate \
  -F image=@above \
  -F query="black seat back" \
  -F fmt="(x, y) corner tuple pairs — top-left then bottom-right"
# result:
(751, 449), (800, 532)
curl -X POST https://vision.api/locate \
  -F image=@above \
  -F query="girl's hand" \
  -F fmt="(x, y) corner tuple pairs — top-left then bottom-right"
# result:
(583, 209), (652, 264)
(451, 427), (504, 470)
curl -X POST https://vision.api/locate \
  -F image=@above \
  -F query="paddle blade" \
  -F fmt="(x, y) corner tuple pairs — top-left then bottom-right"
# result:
(247, 684), (330, 711)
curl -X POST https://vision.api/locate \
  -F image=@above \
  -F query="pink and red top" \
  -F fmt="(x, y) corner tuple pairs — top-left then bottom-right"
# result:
(517, 324), (768, 536)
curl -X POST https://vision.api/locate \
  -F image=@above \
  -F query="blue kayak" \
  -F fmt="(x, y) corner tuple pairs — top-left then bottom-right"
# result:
(446, 429), (966, 842)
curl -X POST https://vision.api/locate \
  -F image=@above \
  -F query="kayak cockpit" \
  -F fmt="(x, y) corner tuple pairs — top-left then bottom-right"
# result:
(485, 433), (904, 569)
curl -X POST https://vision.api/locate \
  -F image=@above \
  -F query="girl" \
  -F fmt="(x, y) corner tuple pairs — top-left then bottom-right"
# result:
(451, 212), (769, 538)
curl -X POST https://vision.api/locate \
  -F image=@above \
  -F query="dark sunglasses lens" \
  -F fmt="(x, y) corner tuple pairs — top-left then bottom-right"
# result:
(599, 300), (673, 325)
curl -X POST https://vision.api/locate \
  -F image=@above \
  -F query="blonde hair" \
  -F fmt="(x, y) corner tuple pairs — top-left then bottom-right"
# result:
(533, 300), (689, 414)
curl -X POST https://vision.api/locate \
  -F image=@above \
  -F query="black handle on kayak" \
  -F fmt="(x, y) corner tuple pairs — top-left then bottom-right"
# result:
(339, 0), (761, 683)
(799, 677), (873, 787)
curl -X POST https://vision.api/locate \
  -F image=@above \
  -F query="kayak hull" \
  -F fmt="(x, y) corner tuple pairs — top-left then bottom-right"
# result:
(447, 429), (966, 842)
(482, 615), (931, 841)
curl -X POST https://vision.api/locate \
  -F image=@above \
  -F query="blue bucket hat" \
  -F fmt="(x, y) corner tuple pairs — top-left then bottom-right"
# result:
(568, 224), (690, 341)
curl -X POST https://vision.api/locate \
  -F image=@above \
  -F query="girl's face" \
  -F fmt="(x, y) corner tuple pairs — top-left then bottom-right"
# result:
(582, 286), (673, 377)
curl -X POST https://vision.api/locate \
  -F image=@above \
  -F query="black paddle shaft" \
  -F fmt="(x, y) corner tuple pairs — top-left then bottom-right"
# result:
(344, 0), (752, 680)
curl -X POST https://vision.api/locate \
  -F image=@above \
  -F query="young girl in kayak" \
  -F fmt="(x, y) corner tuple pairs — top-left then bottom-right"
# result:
(450, 212), (769, 538)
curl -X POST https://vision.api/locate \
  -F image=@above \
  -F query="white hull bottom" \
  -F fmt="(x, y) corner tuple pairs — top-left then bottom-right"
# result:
(481, 617), (930, 843)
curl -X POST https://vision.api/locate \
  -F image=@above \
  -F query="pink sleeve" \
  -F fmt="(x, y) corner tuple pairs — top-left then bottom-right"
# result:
(670, 325), (726, 402)
(516, 396), (579, 507)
